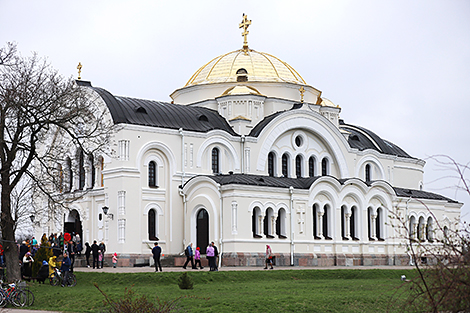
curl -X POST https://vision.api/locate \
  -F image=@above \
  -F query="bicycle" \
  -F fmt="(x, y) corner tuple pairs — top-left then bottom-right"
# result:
(50, 267), (76, 287)
(0, 281), (34, 307)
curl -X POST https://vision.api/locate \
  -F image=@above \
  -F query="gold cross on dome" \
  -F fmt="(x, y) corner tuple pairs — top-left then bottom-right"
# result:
(239, 13), (252, 50)
(299, 86), (305, 103)
(77, 62), (82, 80)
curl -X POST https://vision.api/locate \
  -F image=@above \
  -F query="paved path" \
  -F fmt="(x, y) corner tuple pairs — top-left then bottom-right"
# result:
(6, 265), (413, 313)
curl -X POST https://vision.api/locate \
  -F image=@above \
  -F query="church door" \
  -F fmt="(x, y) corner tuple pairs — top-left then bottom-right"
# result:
(196, 209), (209, 254)
(64, 209), (83, 242)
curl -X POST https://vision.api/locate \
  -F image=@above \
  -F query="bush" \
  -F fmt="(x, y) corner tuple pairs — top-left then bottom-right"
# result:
(178, 272), (193, 290)
(32, 236), (53, 277)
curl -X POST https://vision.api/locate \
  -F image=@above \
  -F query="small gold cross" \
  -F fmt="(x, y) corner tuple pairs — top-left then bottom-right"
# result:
(239, 13), (252, 51)
(299, 86), (305, 103)
(77, 62), (82, 80)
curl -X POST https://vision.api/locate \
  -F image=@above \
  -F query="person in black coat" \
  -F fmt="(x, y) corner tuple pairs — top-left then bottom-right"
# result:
(84, 242), (92, 268)
(37, 260), (49, 284)
(91, 240), (99, 269)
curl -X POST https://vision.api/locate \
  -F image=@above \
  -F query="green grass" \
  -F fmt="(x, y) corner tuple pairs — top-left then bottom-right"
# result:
(25, 269), (417, 312)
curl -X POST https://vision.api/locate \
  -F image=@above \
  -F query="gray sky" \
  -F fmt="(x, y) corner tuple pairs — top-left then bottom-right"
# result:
(1, 0), (469, 223)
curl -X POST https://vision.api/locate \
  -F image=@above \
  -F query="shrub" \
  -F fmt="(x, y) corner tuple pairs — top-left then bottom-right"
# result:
(178, 272), (194, 290)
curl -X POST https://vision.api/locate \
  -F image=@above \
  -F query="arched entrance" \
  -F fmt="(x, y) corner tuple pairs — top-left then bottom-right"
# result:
(196, 209), (209, 254)
(64, 209), (83, 242)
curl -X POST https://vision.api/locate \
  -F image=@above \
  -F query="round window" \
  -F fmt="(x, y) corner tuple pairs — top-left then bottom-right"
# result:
(295, 135), (303, 147)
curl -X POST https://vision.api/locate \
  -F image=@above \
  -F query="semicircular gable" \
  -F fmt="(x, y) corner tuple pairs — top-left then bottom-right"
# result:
(254, 111), (349, 177)
(196, 136), (240, 171)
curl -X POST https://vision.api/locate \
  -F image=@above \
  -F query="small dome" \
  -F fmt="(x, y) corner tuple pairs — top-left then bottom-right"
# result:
(320, 97), (340, 108)
(185, 49), (306, 87)
(221, 86), (262, 96)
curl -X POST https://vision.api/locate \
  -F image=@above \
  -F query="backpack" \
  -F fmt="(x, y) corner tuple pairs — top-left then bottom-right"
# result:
(184, 246), (190, 257)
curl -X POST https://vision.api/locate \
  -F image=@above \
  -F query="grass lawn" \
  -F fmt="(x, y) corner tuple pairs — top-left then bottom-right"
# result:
(25, 269), (417, 312)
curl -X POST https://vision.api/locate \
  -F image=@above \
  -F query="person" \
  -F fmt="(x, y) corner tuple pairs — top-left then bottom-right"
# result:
(99, 241), (106, 268)
(212, 241), (219, 271)
(65, 240), (76, 272)
(84, 242), (92, 268)
(19, 241), (29, 261)
(194, 247), (204, 269)
(60, 252), (71, 287)
(206, 244), (215, 271)
(22, 252), (34, 279)
(31, 237), (38, 246)
(152, 242), (162, 272)
(91, 240), (99, 269)
(0, 243), (3, 266)
(37, 260), (49, 284)
(48, 255), (57, 280)
(182, 243), (196, 269)
(264, 245), (274, 270)
(112, 253), (118, 268)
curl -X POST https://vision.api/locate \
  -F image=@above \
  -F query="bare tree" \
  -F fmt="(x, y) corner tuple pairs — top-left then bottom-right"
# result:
(0, 42), (113, 281)
(388, 156), (470, 312)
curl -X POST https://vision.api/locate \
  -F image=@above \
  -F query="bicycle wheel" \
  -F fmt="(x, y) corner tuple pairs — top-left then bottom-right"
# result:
(50, 274), (60, 286)
(12, 290), (27, 307)
(17, 289), (34, 307)
(67, 274), (77, 287)
(0, 289), (7, 308)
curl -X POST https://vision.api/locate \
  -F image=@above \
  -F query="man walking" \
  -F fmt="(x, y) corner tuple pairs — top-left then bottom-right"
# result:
(212, 241), (219, 271)
(152, 242), (162, 272)
(182, 243), (196, 269)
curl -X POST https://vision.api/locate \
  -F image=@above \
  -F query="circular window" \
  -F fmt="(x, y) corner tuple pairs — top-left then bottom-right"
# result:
(295, 135), (303, 147)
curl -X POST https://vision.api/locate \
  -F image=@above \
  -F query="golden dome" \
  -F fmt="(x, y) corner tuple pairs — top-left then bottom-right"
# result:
(185, 49), (306, 87)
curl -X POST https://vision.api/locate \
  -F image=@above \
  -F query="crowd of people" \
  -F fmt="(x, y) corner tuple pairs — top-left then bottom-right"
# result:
(182, 241), (220, 271)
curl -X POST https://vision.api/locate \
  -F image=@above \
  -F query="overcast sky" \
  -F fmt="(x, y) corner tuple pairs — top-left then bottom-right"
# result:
(1, 0), (469, 223)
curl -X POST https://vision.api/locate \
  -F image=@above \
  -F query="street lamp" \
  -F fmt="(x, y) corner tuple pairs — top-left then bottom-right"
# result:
(102, 206), (114, 220)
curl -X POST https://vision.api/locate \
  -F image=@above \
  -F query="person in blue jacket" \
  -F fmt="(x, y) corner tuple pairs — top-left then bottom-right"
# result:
(60, 252), (71, 287)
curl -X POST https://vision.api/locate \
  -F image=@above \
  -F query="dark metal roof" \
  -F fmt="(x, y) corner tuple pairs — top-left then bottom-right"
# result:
(188, 173), (458, 203)
(340, 123), (413, 158)
(393, 187), (459, 203)
(76, 80), (238, 135)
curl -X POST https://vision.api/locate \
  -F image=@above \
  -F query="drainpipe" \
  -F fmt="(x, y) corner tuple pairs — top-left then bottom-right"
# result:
(289, 186), (294, 266)
(179, 128), (185, 186)
(240, 135), (245, 174)
(179, 187), (187, 251)
(218, 184), (223, 269)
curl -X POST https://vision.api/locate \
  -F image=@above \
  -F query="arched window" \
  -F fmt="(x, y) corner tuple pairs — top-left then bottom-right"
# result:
(418, 216), (425, 242)
(268, 152), (275, 177)
(264, 208), (274, 238)
(376, 207), (384, 241)
(341, 205), (348, 240)
(321, 158), (329, 176)
(99, 156), (104, 187)
(365, 164), (371, 182)
(67, 157), (73, 192)
(148, 161), (157, 187)
(276, 208), (287, 239)
(57, 163), (63, 193)
(368, 207), (374, 240)
(295, 155), (302, 178)
(252, 207), (262, 238)
(148, 209), (158, 240)
(88, 154), (95, 189)
(409, 216), (417, 240)
(78, 149), (85, 190)
(313, 204), (320, 239)
(282, 153), (289, 177)
(212, 147), (219, 174)
(308, 156), (315, 177)
(350, 206), (358, 240)
(323, 204), (331, 239)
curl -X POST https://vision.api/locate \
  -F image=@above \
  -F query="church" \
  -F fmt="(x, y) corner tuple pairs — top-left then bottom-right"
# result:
(34, 15), (462, 267)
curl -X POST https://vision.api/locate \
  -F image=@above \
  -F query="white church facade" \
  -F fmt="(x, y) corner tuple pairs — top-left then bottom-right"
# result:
(34, 16), (461, 267)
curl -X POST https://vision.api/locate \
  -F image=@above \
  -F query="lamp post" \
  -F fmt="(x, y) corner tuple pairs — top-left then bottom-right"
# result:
(102, 206), (113, 220)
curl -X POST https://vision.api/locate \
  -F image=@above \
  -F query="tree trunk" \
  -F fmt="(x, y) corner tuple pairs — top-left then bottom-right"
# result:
(1, 177), (21, 282)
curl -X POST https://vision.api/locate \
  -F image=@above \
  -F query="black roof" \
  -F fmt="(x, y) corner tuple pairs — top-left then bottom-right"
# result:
(340, 123), (413, 158)
(77, 81), (238, 135)
(191, 173), (457, 203)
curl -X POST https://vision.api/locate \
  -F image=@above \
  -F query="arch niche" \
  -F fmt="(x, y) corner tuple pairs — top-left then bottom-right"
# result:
(196, 208), (209, 254)
(64, 209), (82, 241)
